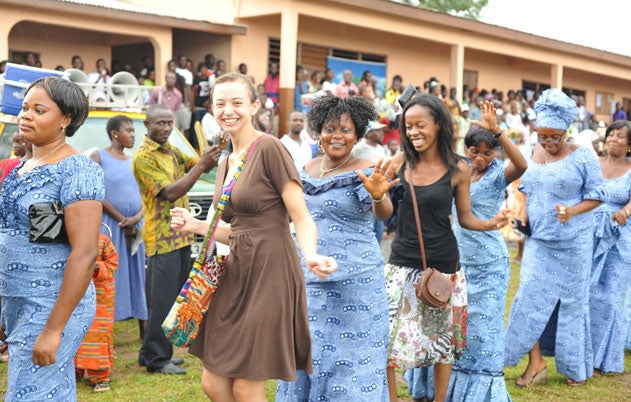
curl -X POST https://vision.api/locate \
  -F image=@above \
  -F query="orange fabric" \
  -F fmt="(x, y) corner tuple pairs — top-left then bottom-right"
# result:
(74, 233), (119, 375)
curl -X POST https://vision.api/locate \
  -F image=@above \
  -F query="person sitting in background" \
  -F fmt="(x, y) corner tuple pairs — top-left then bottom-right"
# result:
(74, 229), (119, 393)
(280, 111), (312, 170)
(613, 102), (628, 121)
(294, 65), (308, 112)
(148, 72), (183, 128)
(0, 132), (27, 183)
(384, 75), (402, 105)
(264, 62), (280, 106)
(88, 58), (112, 103)
(334, 69), (359, 99)
(358, 70), (375, 100)
(308, 70), (322, 94)
(71, 55), (84, 71)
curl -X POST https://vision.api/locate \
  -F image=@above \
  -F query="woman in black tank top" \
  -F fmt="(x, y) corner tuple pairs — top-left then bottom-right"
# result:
(385, 93), (509, 402)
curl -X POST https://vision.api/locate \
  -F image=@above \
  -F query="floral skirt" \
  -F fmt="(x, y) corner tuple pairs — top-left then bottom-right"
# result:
(386, 263), (467, 368)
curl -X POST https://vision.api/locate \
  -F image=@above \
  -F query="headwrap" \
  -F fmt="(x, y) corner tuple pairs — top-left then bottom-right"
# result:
(534, 89), (577, 130)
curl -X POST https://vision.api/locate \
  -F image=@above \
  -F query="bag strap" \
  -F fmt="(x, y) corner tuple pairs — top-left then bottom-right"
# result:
(406, 162), (427, 271)
(196, 135), (263, 265)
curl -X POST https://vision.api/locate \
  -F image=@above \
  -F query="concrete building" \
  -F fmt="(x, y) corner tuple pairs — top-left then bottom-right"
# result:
(2, 0), (631, 133)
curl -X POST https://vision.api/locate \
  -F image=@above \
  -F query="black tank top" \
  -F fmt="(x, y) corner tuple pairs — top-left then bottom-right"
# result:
(389, 165), (460, 273)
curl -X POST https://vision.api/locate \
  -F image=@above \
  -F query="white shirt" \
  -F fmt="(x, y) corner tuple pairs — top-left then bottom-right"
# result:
(280, 135), (313, 170)
(353, 140), (387, 163)
(175, 67), (193, 86)
(201, 112), (222, 142)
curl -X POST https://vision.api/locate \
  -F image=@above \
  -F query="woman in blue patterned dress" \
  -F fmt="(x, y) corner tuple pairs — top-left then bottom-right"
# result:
(0, 77), (105, 401)
(447, 101), (527, 401)
(504, 89), (605, 387)
(276, 95), (399, 401)
(589, 120), (631, 375)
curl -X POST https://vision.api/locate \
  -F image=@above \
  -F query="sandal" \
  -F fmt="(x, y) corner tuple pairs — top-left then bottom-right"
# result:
(566, 378), (585, 387)
(93, 381), (110, 392)
(516, 367), (547, 388)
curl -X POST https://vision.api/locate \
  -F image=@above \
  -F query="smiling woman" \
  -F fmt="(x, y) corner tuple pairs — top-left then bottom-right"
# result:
(87, 115), (148, 343)
(0, 76), (105, 401)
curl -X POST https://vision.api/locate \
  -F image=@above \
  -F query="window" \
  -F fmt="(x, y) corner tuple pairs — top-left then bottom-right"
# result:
(595, 91), (614, 115)
(268, 38), (280, 65)
(463, 69), (478, 90)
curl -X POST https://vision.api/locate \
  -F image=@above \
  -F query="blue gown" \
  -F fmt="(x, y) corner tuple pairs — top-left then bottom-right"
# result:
(447, 159), (512, 401)
(98, 150), (147, 321)
(0, 155), (105, 401)
(589, 170), (631, 373)
(504, 147), (604, 382)
(276, 169), (390, 402)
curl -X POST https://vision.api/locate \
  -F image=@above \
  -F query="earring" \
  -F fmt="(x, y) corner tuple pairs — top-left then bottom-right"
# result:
(61, 126), (66, 131)
(114, 135), (118, 139)
(317, 139), (322, 150)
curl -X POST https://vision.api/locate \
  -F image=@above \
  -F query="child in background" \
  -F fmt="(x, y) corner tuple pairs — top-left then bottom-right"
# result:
(75, 225), (119, 392)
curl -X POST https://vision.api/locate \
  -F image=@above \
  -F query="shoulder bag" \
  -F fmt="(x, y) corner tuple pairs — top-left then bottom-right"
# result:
(406, 163), (454, 309)
(162, 136), (262, 347)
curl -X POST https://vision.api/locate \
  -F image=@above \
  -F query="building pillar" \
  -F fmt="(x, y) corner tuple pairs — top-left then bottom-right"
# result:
(278, 8), (298, 137)
(0, 17), (14, 61)
(148, 32), (172, 87)
(450, 44), (464, 104)
(550, 64), (563, 89)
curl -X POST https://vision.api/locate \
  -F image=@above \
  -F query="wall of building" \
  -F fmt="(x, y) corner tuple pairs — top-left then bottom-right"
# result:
(172, 29), (232, 73)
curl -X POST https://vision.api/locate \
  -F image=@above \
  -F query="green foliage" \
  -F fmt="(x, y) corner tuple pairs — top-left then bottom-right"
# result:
(399, 0), (489, 19)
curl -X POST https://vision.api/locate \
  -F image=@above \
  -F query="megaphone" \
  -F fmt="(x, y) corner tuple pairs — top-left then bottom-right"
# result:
(65, 68), (90, 96)
(108, 71), (140, 106)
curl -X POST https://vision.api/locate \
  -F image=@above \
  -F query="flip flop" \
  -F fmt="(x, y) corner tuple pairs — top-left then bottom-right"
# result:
(516, 367), (547, 388)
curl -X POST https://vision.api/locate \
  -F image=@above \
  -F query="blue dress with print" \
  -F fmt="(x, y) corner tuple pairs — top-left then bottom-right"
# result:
(276, 169), (389, 402)
(446, 159), (512, 401)
(0, 155), (105, 402)
(504, 147), (604, 382)
(589, 170), (631, 373)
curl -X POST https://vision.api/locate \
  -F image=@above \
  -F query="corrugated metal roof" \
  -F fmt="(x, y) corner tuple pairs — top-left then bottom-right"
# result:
(55, 0), (242, 28)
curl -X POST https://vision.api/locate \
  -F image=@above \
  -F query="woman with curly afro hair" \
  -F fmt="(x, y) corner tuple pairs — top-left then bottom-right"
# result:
(277, 95), (400, 402)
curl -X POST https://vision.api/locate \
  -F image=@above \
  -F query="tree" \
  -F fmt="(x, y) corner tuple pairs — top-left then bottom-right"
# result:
(398, 0), (489, 20)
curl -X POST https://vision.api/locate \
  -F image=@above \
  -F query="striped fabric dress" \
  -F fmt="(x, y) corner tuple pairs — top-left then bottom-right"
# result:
(74, 234), (119, 378)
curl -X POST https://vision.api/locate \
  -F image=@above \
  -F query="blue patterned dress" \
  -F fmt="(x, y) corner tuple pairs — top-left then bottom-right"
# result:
(0, 155), (105, 401)
(447, 159), (512, 401)
(504, 147), (604, 382)
(98, 150), (147, 321)
(276, 169), (390, 402)
(589, 170), (631, 373)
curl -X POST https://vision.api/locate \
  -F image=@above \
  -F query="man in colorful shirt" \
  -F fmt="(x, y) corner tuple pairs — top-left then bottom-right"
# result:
(132, 104), (220, 374)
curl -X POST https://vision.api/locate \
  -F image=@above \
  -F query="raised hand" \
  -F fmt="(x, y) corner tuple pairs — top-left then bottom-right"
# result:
(470, 100), (501, 134)
(356, 159), (401, 200)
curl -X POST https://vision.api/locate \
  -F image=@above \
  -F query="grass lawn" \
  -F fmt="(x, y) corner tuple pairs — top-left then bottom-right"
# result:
(1, 244), (630, 401)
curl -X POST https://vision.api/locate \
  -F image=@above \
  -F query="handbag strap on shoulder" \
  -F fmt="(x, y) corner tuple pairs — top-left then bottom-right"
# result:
(406, 162), (427, 271)
(196, 135), (264, 264)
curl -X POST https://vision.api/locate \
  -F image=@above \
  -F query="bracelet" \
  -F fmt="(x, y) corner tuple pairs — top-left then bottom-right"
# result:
(625, 209), (630, 218)
(371, 193), (387, 203)
(493, 131), (502, 138)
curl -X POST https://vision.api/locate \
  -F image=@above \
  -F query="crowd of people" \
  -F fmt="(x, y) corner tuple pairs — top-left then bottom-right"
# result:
(1, 54), (631, 402)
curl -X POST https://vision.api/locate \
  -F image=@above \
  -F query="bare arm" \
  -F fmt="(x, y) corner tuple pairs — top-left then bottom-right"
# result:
(454, 160), (509, 231)
(160, 145), (221, 202)
(469, 100), (527, 183)
(170, 207), (232, 244)
(32, 200), (101, 366)
(282, 181), (337, 279)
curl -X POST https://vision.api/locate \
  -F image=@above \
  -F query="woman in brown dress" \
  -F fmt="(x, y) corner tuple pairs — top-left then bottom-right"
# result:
(170, 72), (337, 402)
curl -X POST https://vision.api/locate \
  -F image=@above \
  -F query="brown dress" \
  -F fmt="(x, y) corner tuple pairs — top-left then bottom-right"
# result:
(189, 135), (312, 381)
